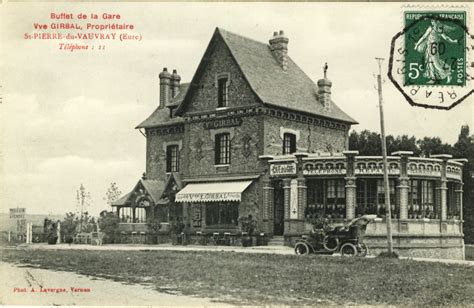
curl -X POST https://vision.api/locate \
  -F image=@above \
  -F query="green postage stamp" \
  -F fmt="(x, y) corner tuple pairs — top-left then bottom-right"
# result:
(388, 9), (472, 110)
(404, 12), (466, 87)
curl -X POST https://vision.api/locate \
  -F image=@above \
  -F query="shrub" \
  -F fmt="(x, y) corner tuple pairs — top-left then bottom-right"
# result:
(238, 214), (257, 235)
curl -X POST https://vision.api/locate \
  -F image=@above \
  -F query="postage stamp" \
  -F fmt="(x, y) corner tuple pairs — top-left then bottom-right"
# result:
(404, 12), (466, 87)
(388, 8), (473, 110)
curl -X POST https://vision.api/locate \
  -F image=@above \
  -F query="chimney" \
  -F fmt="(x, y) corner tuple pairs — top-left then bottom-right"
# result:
(170, 69), (181, 99)
(159, 67), (171, 108)
(317, 63), (332, 110)
(269, 30), (289, 71)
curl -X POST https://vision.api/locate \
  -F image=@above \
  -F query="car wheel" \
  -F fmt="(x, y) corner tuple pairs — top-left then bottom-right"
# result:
(340, 243), (358, 257)
(323, 236), (339, 252)
(294, 242), (311, 255)
(358, 243), (368, 257)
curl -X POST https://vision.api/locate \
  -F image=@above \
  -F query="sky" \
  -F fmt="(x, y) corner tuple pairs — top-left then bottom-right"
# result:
(1, 2), (472, 216)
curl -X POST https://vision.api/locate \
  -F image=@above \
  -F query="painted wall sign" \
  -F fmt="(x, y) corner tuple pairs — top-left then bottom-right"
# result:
(407, 169), (441, 177)
(9, 208), (26, 219)
(203, 117), (242, 130)
(303, 168), (346, 176)
(270, 162), (297, 176)
(355, 168), (400, 175)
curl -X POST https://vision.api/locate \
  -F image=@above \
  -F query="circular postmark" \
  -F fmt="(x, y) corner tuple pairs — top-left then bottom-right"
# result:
(388, 11), (473, 110)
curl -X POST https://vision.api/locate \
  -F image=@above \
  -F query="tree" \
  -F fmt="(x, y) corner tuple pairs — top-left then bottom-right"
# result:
(350, 130), (419, 156)
(418, 137), (453, 157)
(43, 218), (58, 244)
(104, 182), (122, 208)
(452, 125), (474, 243)
(61, 212), (79, 243)
(98, 210), (120, 244)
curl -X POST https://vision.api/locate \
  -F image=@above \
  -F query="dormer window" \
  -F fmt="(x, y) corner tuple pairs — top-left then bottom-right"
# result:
(217, 77), (228, 108)
(283, 133), (296, 154)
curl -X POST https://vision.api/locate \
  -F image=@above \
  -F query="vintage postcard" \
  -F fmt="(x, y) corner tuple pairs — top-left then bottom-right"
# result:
(0, 1), (473, 306)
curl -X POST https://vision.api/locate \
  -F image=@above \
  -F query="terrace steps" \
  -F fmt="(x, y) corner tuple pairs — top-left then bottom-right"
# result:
(268, 236), (285, 246)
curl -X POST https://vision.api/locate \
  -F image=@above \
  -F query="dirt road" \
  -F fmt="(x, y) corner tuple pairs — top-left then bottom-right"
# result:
(0, 262), (233, 306)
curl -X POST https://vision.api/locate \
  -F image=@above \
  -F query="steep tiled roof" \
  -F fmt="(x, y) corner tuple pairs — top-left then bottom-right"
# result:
(135, 83), (189, 129)
(111, 192), (132, 206)
(140, 179), (165, 204)
(111, 179), (165, 206)
(217, 28), (357, 124)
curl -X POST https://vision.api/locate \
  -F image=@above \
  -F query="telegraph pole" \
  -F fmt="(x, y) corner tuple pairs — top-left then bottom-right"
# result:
(375, 57), (393, 255)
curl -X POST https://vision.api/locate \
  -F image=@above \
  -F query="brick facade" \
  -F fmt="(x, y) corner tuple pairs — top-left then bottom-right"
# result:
(263, 115), (348, 156)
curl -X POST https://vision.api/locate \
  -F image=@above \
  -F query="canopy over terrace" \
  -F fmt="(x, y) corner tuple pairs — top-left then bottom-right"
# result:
(111, 173), (182, 223)
(175, 180), (253, 203)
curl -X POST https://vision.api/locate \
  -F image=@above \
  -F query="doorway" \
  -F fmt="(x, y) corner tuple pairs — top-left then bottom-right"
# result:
(273, 181), (284, 235)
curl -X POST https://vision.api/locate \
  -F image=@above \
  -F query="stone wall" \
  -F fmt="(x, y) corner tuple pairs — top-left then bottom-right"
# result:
(182, 115), (265, 178)
(145, 128), (184, 181)
(183, 36), (261, 114)
(263, 115), (348, 156)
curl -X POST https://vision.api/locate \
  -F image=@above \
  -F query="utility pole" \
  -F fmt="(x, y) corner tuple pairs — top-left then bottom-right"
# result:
(375, 57), (393, 255)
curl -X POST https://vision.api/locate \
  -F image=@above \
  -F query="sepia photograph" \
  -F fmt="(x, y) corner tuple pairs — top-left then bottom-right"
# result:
(0, 1), (473, 306)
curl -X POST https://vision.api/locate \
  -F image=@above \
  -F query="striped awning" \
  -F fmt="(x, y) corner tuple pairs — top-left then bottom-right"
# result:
(175, 181), (253, 203)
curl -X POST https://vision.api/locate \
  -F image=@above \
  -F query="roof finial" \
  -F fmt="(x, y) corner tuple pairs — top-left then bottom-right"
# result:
(324, 62), (328, 79)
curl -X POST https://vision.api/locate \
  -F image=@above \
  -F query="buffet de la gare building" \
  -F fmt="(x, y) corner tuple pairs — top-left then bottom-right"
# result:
(112, 28), (468, 259)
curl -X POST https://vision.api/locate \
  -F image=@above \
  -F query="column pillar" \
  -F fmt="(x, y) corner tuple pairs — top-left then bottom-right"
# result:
(57, 221), (61, 244)
(392, 151), (413, 220)
(431, 154), (452, 222)
(455, 183), (463, 220)
(262, 179), (273, 221)
(345, 177), (356, 220)
(398, 177), (410, 219)
(259, 155), (275, 234)
(343, 150), (358, 220)
(297, 177), (307, 220)
(262, 179), (274, 234)
(282, 178), (291, 221)
(440, 180), (448, 221)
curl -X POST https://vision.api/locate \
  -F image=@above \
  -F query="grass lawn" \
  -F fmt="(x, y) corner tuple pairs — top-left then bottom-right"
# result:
(1, 248), (473, 305)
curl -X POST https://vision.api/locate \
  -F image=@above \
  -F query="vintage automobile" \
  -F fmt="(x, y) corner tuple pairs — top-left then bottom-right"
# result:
(294, 214), (377, 256)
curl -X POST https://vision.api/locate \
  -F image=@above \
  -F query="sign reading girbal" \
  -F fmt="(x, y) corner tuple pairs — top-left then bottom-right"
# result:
(270, 163), (297, 176)
(203, 117), (242, 129)
(10, 208), (26, 219)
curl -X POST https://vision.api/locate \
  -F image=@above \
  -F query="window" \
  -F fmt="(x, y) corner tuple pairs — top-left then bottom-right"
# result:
(447, 182), (459, 219)
(409, 180), (437, 219)
(376, 180), (396, 217)
(306, 179), (346, 220)
(205, 202), (238, 226)
(119, 207), (147, 223)
(134, 207), (146, 223)
(215, 133), (230, 165)
(166, 145), (179, 172)
(217, 77), (228, 107)
(120, 207), (133, 223)
(356, 179), (397, 218)
(283, 133), (297, 154)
